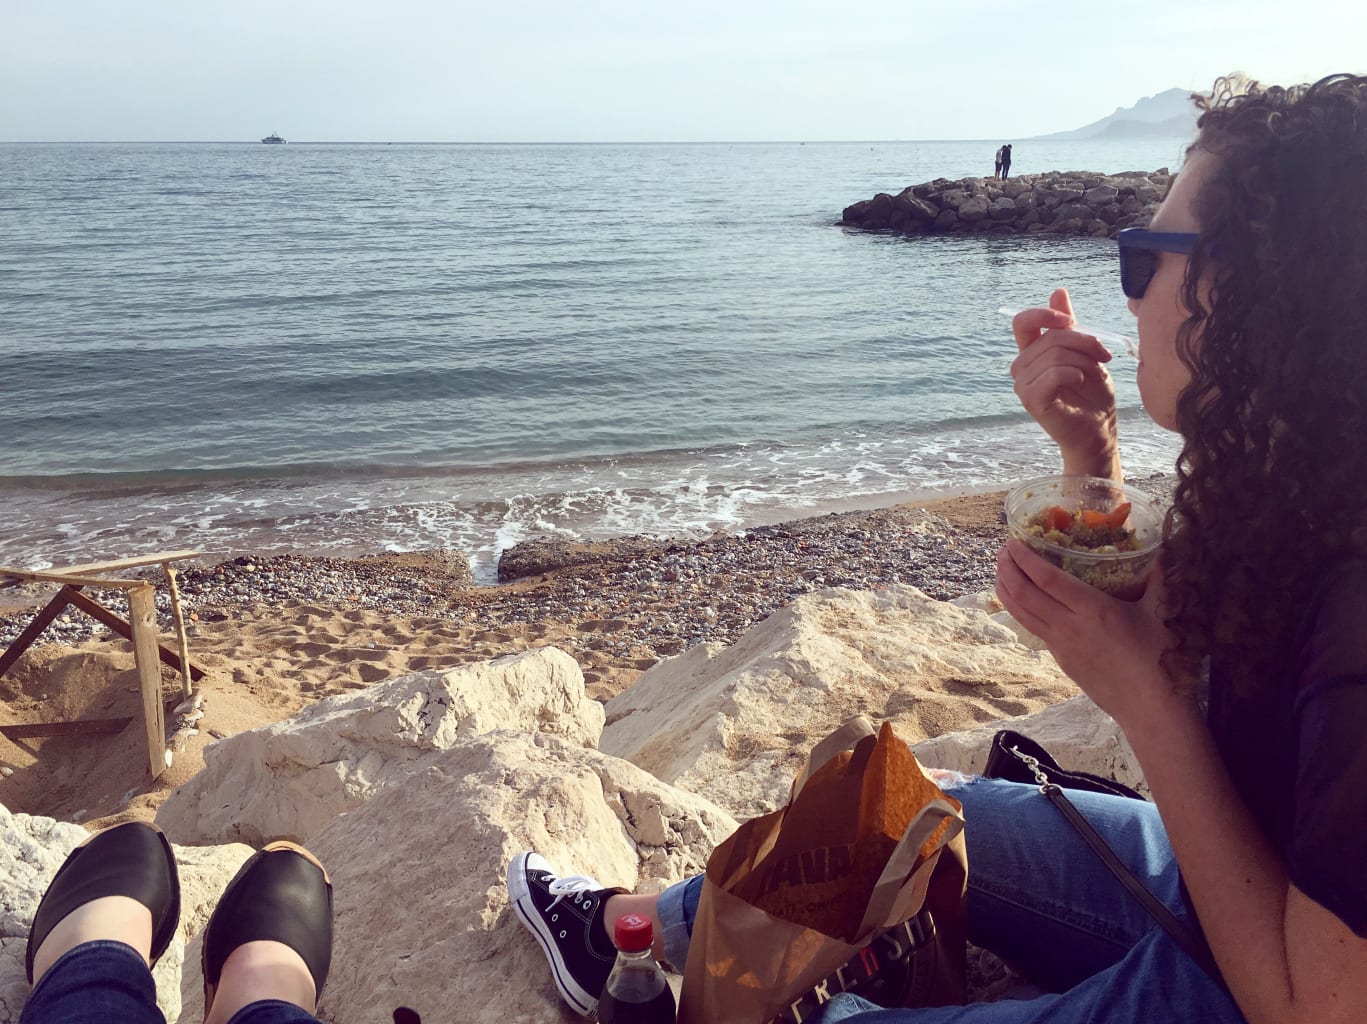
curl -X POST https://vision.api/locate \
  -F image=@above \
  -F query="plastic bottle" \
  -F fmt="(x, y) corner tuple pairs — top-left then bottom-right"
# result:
(598, 914), (677, 1024)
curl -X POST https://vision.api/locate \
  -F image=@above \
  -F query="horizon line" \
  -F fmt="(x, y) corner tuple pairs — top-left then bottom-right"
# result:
(0, 135), (1172, 147)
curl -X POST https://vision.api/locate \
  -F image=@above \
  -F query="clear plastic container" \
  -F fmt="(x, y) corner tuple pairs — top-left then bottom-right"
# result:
(1004, 475), (1164, 600)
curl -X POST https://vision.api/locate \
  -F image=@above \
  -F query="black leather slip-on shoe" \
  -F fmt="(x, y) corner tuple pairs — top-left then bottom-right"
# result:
(202, 841), (334, 1015)
(25, 821), (181, 984)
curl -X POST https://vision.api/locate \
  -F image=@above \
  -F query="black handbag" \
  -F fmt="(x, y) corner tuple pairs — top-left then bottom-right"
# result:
(983, 729), (1221, 983)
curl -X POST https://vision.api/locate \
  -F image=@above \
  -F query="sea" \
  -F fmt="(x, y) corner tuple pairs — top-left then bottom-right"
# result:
(0, 137), (1192, 583)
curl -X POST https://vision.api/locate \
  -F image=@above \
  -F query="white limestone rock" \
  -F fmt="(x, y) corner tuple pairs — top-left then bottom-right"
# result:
(950, 591), (1048, 651)
(0, 808), (86, 1024)
(157, 647), (604, 845)
(175, 732), (736, 1024)
(600, 585), (1078, 820)
(913, 694), (1148, 795)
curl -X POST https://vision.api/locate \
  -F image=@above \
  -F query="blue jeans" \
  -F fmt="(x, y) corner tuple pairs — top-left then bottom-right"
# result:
(657, 777), (1246, 1023)
(20, 940), (319, 1024)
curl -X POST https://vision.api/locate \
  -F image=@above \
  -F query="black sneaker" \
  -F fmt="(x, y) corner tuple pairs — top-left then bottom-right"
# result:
(507, 851), (623, 1018)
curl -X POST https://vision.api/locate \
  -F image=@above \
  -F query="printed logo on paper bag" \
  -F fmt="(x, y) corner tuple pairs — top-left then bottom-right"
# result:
(771, 909), (939, 1024)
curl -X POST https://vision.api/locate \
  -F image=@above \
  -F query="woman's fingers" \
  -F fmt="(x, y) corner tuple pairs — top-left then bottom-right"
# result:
(1016, 365), (1087, 405)
(1011, 324), (1113, 367)
(1011, 306), (1074, 350)
(1012, 349), (1114, 418)
(1011, 344), (1113, 388)
(995, 553), (1053, 638)
(995, 543), (1073, 639)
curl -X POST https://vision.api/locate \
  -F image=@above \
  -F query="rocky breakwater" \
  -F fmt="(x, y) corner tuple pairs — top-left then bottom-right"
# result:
(840, 169), (1171, 239)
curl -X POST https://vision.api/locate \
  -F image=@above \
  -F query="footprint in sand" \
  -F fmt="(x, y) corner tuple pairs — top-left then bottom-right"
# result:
(355, 664), (391, 683)
(319, 647), (391, 664)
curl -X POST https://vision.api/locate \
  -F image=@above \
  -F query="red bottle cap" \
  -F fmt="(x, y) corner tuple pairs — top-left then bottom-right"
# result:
(613, 913), (654, 952)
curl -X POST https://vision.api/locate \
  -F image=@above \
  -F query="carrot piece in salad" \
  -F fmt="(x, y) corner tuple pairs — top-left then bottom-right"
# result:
(1080, 503), (1132, 530)
(1045, 506), (1073, 531)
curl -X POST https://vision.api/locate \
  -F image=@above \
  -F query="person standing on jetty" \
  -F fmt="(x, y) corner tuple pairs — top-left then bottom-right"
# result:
(994, 143), (1012, 179)
(508, 73), (1367, 1024)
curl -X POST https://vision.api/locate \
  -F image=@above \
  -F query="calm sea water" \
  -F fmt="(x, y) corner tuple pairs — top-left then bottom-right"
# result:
(0, 138), (1191, 580)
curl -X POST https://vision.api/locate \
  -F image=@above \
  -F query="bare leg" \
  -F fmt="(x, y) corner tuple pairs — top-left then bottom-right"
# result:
(29, 896), (152, 986)
(602, 892), (667, 960)
(204, 941), (317, 1024)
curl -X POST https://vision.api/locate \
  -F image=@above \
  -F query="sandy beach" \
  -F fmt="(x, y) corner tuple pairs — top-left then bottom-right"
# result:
(0, 487), (1021, 830)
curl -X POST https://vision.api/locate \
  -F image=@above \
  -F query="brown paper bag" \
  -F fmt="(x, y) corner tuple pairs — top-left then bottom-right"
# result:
(678, 718), (967, 1024)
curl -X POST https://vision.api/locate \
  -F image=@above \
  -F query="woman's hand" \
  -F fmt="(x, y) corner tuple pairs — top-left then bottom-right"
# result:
(1011, 288), (1121, 480)
(995, 539), (1194, 732)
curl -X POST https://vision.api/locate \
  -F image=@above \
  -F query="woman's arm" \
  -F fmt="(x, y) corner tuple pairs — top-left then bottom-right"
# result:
(1125, 700), (1367, 1024)
(996, 542), (1367, 1024)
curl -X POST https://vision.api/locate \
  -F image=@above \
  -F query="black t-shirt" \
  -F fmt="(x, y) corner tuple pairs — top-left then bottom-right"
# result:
(1206, 558), (1367, 937)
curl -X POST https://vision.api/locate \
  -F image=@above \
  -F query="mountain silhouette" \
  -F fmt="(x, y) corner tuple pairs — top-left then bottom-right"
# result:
(1036, 88), (1198, 140)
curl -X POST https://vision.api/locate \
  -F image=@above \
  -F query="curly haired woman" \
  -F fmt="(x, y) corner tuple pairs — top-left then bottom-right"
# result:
(508, 74), (1367, 1023)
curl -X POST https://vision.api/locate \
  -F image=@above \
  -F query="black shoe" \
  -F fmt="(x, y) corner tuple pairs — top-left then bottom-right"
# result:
(507, 852), (625, 1019)
(202, 841), (333, 1016)
(26, 821), (181, 984)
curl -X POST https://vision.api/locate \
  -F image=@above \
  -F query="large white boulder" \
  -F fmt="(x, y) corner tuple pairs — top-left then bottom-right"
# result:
(0, 808), (85, 1024)
(913, 694), (1147, 795)
(172, 732), (737, 1024)
(157, 648), (605, 845)
(600, 586), (1078, 819)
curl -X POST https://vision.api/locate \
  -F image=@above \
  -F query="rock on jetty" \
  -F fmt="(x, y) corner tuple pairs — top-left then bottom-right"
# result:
(840, 169), (1171, 239)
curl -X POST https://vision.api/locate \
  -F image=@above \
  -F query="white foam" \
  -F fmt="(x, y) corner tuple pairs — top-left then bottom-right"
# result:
(0, 417), (1183, 587)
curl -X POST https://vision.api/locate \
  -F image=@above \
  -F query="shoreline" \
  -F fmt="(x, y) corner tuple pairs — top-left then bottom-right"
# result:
(0, 477), (1171, 826)
(0, 487), (1006, 824)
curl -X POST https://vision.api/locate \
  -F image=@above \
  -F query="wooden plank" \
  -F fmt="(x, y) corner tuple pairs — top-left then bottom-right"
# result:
(0, 695), (190, 741)
(163, 564), (194, 699)
(127, 584), (166, 780)
(65, 589), (206, 681)
(43, 550), (201, 576)
(0, 568), (143, 589)
(0, 718), (131, 738)
(0, 586), (78, 679)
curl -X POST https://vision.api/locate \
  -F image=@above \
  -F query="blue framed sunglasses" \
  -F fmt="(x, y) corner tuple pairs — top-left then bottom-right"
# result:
(1117, 228), (1199, 300)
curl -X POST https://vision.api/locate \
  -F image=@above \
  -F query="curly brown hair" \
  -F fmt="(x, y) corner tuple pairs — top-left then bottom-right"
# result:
(1160, 73), (1367, 694)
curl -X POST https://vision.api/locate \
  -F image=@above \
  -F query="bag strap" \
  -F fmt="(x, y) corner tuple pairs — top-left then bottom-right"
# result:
(790, 716), (877, 798)
(855, 798), (963, 939)
(998, 741), (1223, 984)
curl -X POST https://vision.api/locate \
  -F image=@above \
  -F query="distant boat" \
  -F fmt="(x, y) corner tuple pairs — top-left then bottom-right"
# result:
(261, 132), (286, 145)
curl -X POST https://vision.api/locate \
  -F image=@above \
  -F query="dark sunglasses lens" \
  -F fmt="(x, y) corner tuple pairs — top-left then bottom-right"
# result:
(1120, 246), (1157, 299)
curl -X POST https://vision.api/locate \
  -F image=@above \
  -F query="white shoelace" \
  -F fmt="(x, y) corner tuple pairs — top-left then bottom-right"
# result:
(546, 873), (600, 908)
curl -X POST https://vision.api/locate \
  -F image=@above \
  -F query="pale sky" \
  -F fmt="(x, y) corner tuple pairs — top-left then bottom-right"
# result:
(4, 0), (1364, 142)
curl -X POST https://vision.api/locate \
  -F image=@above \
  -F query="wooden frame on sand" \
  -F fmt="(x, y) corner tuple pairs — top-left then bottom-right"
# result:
(1, 550), (206, 780)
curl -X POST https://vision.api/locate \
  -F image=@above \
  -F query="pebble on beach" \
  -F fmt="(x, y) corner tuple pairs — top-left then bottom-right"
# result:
(0, 477), (1173, 695)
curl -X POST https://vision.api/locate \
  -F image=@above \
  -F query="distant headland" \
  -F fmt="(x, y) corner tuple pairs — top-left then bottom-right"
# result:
(1033, 87), (1197, 140)
(839, 169), (1171, 240)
